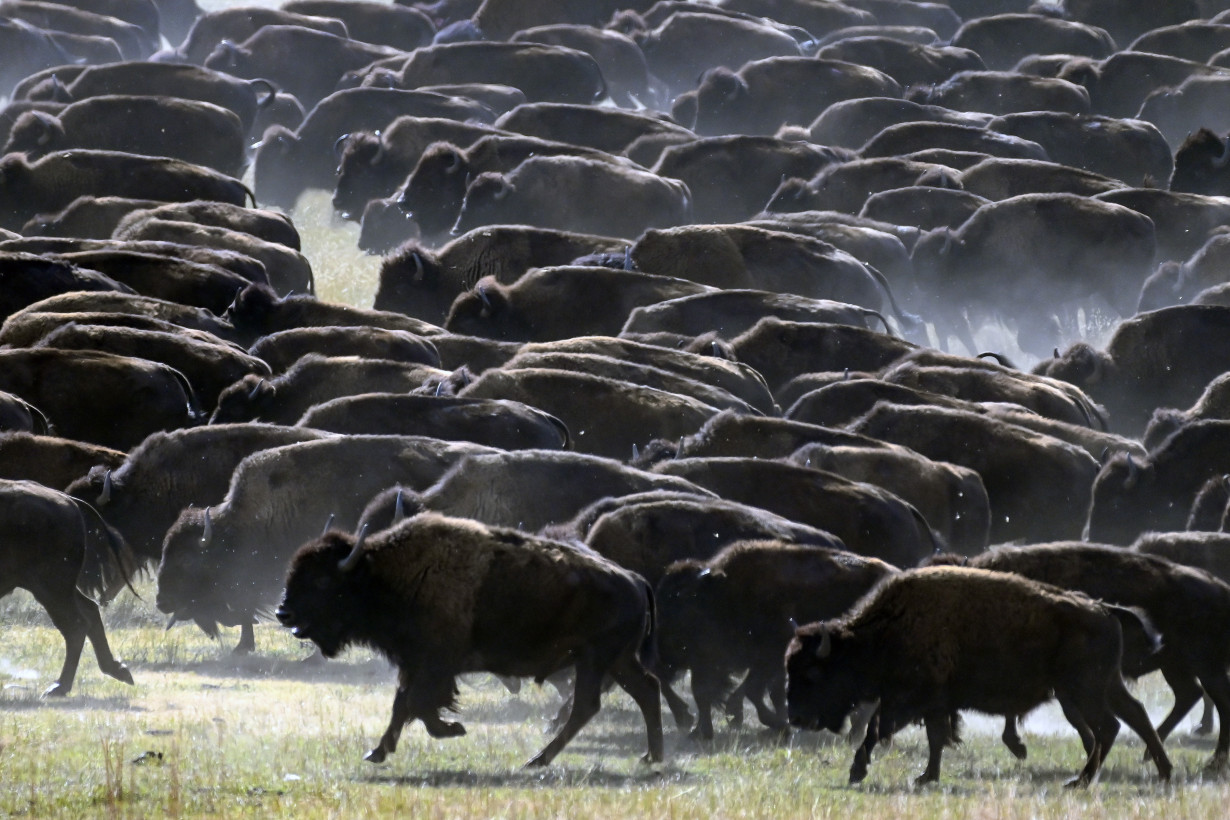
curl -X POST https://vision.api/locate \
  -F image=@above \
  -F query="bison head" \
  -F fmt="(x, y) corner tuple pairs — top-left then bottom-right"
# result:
(443, 277), (524, 340)
(155, 508), (232, 635)
(277, 531), (371, 658)
(1171, 128), (1230, 195)
(4, 110), (65, 156)
(785, 622), (863, 734)
(398, 141), (471, 238)
(210, 374), (276, 423)
(450, 172), (513, 236)
(1085, 451), (1157, 545)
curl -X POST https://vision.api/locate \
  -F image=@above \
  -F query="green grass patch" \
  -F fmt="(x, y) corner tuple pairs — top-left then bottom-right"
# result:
(3, 585), (1230, 818)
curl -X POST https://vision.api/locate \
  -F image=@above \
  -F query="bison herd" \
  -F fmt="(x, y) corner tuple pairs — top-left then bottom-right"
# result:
(9, 0), (1230, 791)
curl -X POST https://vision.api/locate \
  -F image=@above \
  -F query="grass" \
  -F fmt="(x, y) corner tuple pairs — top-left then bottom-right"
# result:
(3, 584), (1230, 819)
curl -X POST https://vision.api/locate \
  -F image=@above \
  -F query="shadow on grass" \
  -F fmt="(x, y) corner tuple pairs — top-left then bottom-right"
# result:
(0, 692), (142, 713)
(360, 763), (695, 789)
(136, 652), (397, 685)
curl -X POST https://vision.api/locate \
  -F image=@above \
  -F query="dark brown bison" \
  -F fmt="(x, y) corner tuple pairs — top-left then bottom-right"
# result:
(652, 456), (938, 568)
(786, 565), (1172, 786)
(4, 95), (247, 178)
(458, 367), (717, 460)
(32, 322), (271, 413)
(0, 150), (251, 233)
(656, 541), (896, 739)
(0, 479), (135, 696)
(0, 349), (198, 451)
(375, 227), (628, 325)
(66, 424), (327, 574)
(276, 512), (663, 766)
(1088, 420), (1230, 545)
(156, 436), (499, 652)
(849, 402), (1100, 544)
(1035, 305), (1230, 436)
(223, 283), (441, 347)
(295, 393), (569, 451)
(450, 154), (692, 240)
(20, 61), (275, 137)
(209, 355), (445, 425)
(444, 267), (710, 342)
(948, 542), (1230, 771)
(247, 326), (441, 374)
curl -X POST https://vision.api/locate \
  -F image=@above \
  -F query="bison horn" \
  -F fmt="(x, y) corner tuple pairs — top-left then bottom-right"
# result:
(1124, 453), (1139, 490)
(338, 524), (369, 572)
(476, 285), (493, 312)
(676, 437), (685, 458)
(492, 179), (511, 201)
(631, 443), (639, 461)
(248, 378), (267, 401)
(97, 470), (112, 505)
(201, 509), (213, 545)
(165, 614), (181, 631)
(815, 626), (832, 659)
(623, 246), (633, 270)
(321, 513), (335, 536)
(789, 617), (799, 632)
(394, 489), (406, 524)
(333, 133), (351, 160)
(411, 251), (425, 283)
(445, 151), (463, 174)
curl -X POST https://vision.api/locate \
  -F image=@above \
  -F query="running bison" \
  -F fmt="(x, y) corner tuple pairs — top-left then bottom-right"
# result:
(276, 511), (663, 767)
(0, 479), (135, 696)
(786, 565), (1172, 787)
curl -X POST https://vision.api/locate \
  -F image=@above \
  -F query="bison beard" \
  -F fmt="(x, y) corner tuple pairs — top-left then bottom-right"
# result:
(276, 514), (664, 768)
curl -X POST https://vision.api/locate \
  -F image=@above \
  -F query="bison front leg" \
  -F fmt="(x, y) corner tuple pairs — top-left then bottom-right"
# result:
(916, 713), (950, 786)
(1001, 714), (1028, 760)
(365, 684), (413, 763)
(849, 707), (883, 784)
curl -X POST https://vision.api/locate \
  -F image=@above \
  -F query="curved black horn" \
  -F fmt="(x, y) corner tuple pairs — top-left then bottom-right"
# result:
(338, 524), (369, 572)
(201, 509), (213, 545)
(97, 470), (112, 505)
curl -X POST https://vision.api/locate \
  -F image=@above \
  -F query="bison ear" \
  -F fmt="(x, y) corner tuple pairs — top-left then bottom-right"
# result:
(815, 626), (832, 659)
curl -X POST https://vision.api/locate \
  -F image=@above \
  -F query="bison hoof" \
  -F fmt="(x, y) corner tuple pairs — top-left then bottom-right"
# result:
(848, 765), (868, 784)
(1006, 741), (1027, 761)
(639, 751), (664, 765)
(1063, 775), (1091, 789)
(425, 720), (466, 738)
(107, 663), (135, 686)
(913, 772), (938, 787)
(42, 681), (70, 698)
(1205, 752), (1229, 773)
(364, 747), (388, 764)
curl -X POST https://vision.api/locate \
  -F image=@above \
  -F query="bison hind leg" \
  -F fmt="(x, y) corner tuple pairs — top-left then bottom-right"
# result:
(608, 652), (664, 764)
(524, 658), (605, 768)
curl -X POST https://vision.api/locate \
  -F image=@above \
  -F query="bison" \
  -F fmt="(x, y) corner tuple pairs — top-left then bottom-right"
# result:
(786, 565), (1172, 786)
(0, 479), (135, 696)
(276, 512), (663, 766)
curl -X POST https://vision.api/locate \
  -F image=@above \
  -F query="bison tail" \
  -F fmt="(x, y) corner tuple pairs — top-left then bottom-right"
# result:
(75, 499), (140, 605)
(865, 263), (923, 335)
(1105, 603), (1163, 679)
(637, 576), (659, 673)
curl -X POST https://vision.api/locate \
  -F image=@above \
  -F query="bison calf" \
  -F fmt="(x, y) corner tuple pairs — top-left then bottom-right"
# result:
(277, 512), (663, 767)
